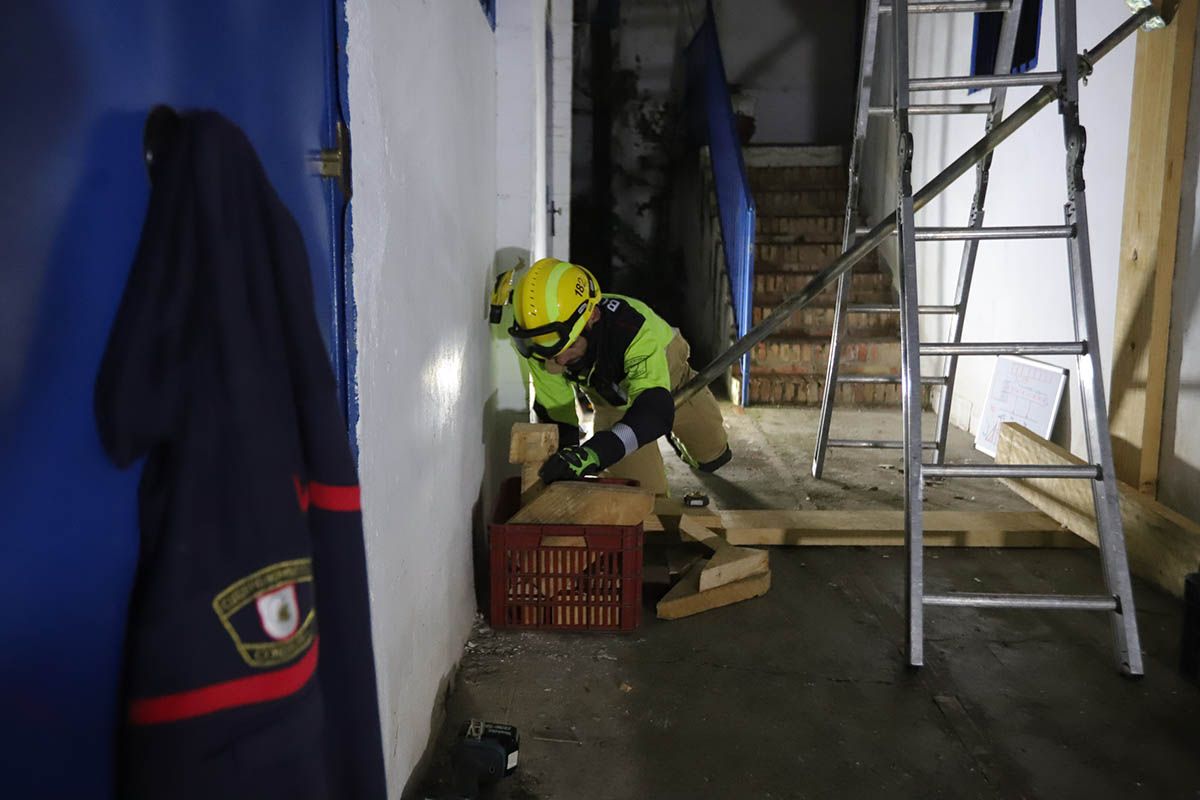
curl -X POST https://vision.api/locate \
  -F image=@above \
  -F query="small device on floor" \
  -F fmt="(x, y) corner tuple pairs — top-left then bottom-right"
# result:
(449, 719), (519, 799)
(683, 491), (709, 508)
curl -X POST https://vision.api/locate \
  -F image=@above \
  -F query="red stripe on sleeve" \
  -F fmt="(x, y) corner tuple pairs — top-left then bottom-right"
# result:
(308, 481), (361, 512)
(128, 638), (319, 725)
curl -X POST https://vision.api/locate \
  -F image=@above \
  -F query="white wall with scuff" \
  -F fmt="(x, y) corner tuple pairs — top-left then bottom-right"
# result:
(346, 0), (496, 794)
(863, 5), (1138, 459)
(1159, 19), (1200, 524)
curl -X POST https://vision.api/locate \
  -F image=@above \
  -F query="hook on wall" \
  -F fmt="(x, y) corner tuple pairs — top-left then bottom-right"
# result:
(143, 105), (181, 181)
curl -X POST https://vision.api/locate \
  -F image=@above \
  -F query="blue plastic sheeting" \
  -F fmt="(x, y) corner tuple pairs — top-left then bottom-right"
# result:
(0, 3), (345, 796)
(685, 4), (757, 406)
(971, 0), (1044, 86)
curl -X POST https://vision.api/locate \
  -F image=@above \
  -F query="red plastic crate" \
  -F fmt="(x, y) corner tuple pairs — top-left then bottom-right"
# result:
(488, 477), (643, 631)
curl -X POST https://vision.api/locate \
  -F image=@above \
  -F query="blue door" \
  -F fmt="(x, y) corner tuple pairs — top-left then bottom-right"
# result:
(0, 3), (350, 796)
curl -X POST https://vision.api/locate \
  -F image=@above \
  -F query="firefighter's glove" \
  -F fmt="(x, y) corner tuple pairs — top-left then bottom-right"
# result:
(538, 445), (602, 484)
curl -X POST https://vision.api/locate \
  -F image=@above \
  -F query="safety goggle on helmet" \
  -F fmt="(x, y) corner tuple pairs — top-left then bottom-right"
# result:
(499, 258), (601, 360)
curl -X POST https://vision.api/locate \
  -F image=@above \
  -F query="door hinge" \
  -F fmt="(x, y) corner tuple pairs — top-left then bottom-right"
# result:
(310, 120), (352, 200)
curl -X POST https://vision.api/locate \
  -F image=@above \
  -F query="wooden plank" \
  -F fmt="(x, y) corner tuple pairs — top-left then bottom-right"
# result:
(716, 510), (1076, 548)
(678, 515), (771, 590)
(700, 544), (769, 592)
(643, 499), (721, 534)
(996, 422), (1200, 599)
(656, 560), (771, 620)
(507, 480), (654, 526)
(1110, 0), (1197, 496)
(678, 514), (723, 549)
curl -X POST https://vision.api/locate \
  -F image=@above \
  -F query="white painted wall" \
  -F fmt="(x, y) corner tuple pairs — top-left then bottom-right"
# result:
(1159, 19), (1200, 524)
(713, 0), (858, 144)
(347, 1), (574, 790)
(863, 4), (1138, 459)
(346, 0), (496, 794)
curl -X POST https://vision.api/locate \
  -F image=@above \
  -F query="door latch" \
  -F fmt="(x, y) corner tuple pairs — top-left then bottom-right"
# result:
(310, 120), (352, 200)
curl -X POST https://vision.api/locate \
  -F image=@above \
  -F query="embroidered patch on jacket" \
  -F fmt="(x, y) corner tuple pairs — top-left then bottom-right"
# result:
(213, 559), (317, 668)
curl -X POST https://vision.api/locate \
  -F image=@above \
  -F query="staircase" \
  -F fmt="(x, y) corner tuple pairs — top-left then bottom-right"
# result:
(735, 146), (908, 407)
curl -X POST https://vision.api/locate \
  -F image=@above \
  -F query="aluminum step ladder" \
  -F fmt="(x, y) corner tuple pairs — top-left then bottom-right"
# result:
(813, 0), (1032, 474)
(671, 2), (1158, 676)
(818, 0), (1143, 675)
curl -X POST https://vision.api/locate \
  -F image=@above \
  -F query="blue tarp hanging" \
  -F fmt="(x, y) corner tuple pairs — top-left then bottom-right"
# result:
(970, 0), (1044, 82)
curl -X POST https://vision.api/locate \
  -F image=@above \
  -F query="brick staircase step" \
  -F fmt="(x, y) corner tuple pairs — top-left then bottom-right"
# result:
(755, 248), (885, 275)
(746, 337), (902, 374)
(751, 305), (900, 338)
(755, 214), (844, 243)
(730, 372), (934, 407)
(754, 270), (894, 297)
(755, 188), (848, 216)
(748, 165), (845, 191)
(756, 241), (842, 266)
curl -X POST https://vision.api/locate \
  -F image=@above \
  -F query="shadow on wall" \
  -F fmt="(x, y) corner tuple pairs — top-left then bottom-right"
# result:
(722, 0), (858, 145)
(471, 246), (533, 611)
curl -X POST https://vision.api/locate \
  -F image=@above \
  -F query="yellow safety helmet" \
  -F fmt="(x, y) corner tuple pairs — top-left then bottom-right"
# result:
(508, 258), (601, 360)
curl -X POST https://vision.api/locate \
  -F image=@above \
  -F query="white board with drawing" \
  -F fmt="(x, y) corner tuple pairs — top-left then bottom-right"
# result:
(974, 356), (1068, 457)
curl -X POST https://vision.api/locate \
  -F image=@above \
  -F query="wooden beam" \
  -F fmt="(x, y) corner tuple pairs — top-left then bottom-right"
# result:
(997, 422), (1200, 598)
(656, 559), (771, 620)
(715, 510), (1077, 548)
(1110, 0), (1198, 496)
(507, 480), (654, 526)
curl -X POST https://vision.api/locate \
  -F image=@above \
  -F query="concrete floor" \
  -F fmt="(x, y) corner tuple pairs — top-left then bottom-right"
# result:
(416, 407), (1200, 800)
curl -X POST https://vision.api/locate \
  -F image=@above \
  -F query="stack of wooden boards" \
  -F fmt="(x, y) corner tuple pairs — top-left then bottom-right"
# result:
(504, 420), (1200, 624)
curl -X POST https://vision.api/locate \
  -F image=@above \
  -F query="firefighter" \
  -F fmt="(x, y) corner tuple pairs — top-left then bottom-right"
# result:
(494, 257), (731, 495)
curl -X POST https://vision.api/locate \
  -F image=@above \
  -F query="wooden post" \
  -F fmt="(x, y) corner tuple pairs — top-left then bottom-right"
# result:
(1110, 0), (1197, 497)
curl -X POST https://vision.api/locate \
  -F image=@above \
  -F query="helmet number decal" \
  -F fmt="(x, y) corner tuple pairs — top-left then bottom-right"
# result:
(574, 276), (586, 297)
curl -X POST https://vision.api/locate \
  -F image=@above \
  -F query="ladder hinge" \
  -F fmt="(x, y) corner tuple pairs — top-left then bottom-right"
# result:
(1066, 124), (1087, 194)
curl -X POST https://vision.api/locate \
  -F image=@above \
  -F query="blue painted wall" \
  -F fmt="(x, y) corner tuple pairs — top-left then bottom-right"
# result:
(0, 3), (345, 796)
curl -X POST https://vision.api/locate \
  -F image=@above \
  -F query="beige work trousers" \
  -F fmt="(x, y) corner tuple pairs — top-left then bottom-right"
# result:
(591, 333), (728, 496)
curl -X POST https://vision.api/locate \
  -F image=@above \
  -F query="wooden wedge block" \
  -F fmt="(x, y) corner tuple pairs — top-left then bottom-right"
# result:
(656, 559), (770, 620)
(508, 480), (654, 526)
(700, 544), (769, 592)
(510, 423), (559, 493)
(717, 509), (1076, 548)
(509, 423), (559, 464)
(643, 499), (721, 534)
(678, 514), (770, 591)
(678, 514), (723, 549)
(997, 422), (1200, 599)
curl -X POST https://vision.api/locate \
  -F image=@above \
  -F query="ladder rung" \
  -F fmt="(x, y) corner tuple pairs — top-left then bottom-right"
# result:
(924, 593), (1118, 611)
(909, 72), (1063, 92)
(880, 1), (1011, 13)
(920, 342), (1087, 356)
(846, 304), (958, 314)
(921, 463), (1100, 479)
(869, 103), (993, 116)
(836, 375), (948, 385)
(829, 439), (939, 450)
(914, 225), (1074, 241)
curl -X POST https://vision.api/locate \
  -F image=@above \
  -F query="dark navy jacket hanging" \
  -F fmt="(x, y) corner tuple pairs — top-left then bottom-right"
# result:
(95, 111), (385, 800)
